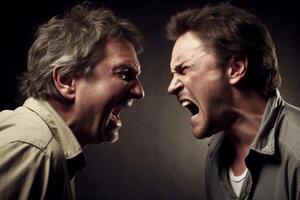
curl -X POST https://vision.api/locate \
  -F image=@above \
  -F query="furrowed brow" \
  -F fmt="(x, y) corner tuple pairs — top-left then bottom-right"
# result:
(116, 63), (140, 75)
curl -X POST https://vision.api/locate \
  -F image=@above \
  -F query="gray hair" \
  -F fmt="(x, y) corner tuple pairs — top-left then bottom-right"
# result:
(19, 4), (143, 101)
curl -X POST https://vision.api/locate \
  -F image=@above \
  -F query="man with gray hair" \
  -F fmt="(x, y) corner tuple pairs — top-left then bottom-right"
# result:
(0, 4), (144, 199)
(166, 3), (300, 200)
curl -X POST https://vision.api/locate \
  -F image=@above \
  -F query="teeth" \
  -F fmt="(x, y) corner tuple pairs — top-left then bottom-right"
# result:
(181, 100), (191, 107)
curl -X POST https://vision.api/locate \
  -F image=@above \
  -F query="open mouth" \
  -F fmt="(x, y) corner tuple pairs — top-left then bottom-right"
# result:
(108, 99), (133, 128)
(110, 107), (123, 127)
(180, 100), (199, 116)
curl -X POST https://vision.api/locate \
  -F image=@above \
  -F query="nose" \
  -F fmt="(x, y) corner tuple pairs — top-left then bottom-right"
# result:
(167, 75), (183, 95)
(131, 79), (145, 99)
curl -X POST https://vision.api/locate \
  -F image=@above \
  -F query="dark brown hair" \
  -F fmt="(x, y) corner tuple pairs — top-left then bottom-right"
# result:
(166, 3), (281, 96)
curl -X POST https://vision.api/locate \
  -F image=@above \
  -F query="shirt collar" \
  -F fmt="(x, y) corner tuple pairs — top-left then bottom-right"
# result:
(250, 90), (284, 155)
(23, 98), (83, 160)
(207, 132), (225, 158)
(208, 90), (284, 158)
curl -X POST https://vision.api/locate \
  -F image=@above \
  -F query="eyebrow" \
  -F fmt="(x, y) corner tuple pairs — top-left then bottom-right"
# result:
(113, 63), (141, 76)
(171, 61), (185, 74)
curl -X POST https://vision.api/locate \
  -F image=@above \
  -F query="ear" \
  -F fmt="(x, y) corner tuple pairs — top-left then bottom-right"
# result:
(52, 66), (76, 100)
(227, 55), (248, 85)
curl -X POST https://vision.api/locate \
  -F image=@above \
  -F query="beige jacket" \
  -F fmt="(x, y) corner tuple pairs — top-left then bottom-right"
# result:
(0, 98), (84, 200)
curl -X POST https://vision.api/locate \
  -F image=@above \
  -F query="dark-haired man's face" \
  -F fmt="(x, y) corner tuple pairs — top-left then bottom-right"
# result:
(168, 31), (232, 139)
(73, 38), (144, 146)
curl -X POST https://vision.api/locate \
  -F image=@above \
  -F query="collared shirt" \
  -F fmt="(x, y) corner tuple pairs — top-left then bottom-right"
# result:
(205, 90), (300, 200)
(0, 98), (84, 200)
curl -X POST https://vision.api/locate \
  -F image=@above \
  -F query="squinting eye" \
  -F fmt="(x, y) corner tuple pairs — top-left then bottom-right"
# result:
(117, 71), (134, 82)
(181, 66), (189, 74)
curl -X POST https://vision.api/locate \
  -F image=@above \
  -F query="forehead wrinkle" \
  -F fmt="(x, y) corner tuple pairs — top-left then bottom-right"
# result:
(171, 45), (206, 71)
(113, 56), (140, 69)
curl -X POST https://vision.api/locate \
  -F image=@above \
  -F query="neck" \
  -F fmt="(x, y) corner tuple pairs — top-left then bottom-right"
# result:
(225, 89), (268, 175)
(49, 99), (75, 127)
(49, 99), (81, 141)
(49, 99), (100, 148)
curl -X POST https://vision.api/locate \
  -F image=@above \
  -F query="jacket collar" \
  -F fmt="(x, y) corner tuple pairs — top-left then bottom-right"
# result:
(208, 90), (284, 158)
(250, 90), (283, 155)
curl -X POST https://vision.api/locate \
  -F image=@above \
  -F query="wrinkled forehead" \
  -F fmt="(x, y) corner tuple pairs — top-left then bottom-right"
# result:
(170, 32), (206, 68)
(105, 38), (141, 68)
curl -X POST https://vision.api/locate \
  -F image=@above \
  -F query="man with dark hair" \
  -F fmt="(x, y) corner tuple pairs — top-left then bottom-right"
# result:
(166, 3), (300, 200)
(0, 4), (144, 199)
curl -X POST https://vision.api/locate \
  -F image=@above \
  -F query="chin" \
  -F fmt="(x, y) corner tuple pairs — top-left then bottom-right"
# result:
(103, 129), (120, 143)
(193, 132), (208, 139)
(192, 125), (213, 139)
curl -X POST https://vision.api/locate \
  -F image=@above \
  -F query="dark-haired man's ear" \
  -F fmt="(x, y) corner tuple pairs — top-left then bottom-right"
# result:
(52, 66), (76, 101)
(227, 55), (248, 85)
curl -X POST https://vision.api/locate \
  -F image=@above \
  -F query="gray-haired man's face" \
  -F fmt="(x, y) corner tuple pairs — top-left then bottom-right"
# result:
(72, 38), (144, 146)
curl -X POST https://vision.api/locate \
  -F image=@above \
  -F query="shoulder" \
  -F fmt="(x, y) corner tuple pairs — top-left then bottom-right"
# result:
(281, 102), (300, 124)
(279, 103), (300, 134)
(0, 106), (53, 151)
(0, 140), (69, 199)
(278, 102), (300, 161)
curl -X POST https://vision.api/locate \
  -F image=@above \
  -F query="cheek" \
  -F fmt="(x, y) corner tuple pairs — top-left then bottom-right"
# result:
(111, 83), (129, 96)
(96, 80), (127, 99)
(184, 70), (220, 91)
(185, 70), (228, 102)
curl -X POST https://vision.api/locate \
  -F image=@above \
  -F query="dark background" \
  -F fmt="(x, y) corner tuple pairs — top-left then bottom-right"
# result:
(1, 0), (299, 200)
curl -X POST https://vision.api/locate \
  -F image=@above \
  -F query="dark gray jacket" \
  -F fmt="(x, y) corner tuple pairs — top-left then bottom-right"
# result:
(205, 91), (300, 200)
